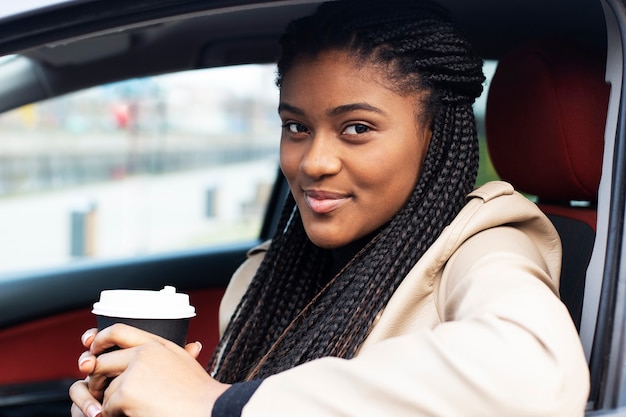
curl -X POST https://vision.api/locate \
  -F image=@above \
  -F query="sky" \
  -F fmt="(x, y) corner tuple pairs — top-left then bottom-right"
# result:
(0, 0), (76, 21)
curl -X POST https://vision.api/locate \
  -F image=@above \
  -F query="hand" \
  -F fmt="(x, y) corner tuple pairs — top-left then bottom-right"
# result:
(70, 328), (111, 417)
(69, 325), (229, 417)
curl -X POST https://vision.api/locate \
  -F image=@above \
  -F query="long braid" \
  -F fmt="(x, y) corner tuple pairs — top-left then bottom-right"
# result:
(210, 196), (329, 376)
(209, 0), (485, 383)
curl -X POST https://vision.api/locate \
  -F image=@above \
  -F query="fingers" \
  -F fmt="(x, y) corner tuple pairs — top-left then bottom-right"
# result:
(69, 379), (102, 417)
(81, 329), (98, 348)
(77, 324), (204, 415)
(87, 347), (137, 399)
(185, 341), (203, 359)
(78, 351), (97, 374)
(70, 403), (87, 417)
(75, 329), (100, 414)
(90, 323), (167, 355)
(86, 324), (191, 400)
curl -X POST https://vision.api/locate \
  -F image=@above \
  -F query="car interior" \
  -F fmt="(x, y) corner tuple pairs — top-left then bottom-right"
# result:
(0, 0), (622, 415)
(486, 37), (609, 332)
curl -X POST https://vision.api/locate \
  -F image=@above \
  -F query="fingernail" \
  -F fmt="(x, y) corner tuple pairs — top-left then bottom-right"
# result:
(195, 341), (203, 351)
(87, 404), (102, 417)
(81, 329), (96, 346)
(78, 355), (91, 368)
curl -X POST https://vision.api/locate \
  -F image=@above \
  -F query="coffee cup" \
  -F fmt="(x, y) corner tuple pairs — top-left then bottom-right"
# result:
(92, 286), (196, 347)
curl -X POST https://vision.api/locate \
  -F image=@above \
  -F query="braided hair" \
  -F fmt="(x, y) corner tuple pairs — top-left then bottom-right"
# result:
(209, 0), (485, 383)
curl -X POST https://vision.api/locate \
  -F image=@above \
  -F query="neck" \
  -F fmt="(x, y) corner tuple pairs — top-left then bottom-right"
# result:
(328, 231), (379, 278)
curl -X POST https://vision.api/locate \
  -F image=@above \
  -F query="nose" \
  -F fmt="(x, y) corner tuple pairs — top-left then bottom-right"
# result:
(300, 132), (342, 179)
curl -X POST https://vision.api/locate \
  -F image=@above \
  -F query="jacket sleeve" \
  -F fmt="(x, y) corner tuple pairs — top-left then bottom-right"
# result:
(239, 226), (590, 417)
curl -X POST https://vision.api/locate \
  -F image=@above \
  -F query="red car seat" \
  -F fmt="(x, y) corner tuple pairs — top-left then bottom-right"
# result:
(485, 38), (610, 330)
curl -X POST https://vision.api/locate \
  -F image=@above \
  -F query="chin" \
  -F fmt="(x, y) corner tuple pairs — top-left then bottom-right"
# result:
(308, 237), (341, 249)
(305, 231), (346, 249)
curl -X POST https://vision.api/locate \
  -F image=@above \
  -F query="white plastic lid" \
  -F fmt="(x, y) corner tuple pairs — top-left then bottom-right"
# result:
(92, 286), (196, 319)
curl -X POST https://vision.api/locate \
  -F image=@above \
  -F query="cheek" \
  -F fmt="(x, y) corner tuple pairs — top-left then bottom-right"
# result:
(362, 142), (425, 211)
(382, 164), (419, 203)
(368, 144), (423, 189)
(279, 140), (299, 180)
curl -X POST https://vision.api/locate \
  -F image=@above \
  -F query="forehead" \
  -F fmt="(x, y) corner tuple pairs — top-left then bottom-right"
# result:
(278, 50), (427, 120)
(282, 49), (423, 98)
(283, 51), (388, 93)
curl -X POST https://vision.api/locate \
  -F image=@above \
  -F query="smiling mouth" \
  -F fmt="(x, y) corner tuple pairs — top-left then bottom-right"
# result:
(304, 190), (350, 214)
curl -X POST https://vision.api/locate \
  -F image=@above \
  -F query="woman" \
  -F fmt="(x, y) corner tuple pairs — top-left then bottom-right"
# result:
(70, 0), (590, 416)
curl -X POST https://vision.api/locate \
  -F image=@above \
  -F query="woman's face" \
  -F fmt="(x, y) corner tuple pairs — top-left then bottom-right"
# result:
(279, 50), (432, 249)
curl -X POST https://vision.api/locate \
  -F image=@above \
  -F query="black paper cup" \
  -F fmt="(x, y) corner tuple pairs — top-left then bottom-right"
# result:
(96, 316), (191, 347)
(92, 286), (196, 347)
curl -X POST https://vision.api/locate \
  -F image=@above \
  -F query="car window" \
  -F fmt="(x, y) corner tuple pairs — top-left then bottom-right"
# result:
(475, 59), (499, 186)
(0, 64), (280, 274)
(0, 60), (497, 276)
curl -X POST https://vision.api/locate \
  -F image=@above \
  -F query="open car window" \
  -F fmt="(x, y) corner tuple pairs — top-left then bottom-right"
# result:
(0, 64), (280, 275)
(475, 60), (499, 186)
(0, 59), (501, 276)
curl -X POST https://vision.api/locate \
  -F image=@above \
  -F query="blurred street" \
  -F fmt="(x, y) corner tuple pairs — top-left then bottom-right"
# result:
(0, 159), (277, 276)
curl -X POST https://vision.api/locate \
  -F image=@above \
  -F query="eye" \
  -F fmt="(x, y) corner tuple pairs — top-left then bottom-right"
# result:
(343, 123), (370, 135)
(283, 122), (309, 134)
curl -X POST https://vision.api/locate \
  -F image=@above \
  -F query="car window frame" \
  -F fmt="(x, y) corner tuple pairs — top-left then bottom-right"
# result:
(585, 0), (626, 413)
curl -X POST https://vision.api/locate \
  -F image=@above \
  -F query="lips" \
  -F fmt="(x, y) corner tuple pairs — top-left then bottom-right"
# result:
(303, 190), (350, 214)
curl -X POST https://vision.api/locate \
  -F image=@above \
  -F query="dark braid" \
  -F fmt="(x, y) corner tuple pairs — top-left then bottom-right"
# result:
(209, 0), (485, 383)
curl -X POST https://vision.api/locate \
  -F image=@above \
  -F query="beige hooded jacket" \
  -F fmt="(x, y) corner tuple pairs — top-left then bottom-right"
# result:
(218, 181), (590, 417)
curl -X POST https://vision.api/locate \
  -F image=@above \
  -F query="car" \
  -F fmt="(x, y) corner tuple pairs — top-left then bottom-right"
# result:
(0, 0), (622, 415)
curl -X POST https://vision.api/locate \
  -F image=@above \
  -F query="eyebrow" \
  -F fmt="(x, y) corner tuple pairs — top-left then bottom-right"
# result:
(278, 102), (305, 115)
(277, 102), (387, 117)
(327, 103), (386, 117)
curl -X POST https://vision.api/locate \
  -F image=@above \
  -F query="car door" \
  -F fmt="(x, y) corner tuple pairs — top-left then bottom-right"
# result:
(583, 1), (626, 414)
(0, 2), (309, 416)
(0, 66), (289, 417)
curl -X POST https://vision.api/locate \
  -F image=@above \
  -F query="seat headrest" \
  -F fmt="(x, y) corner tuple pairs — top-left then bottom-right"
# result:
(485, 39), (609, 202)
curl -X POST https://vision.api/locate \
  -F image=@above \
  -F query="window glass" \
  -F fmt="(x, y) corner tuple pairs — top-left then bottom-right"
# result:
(475, 60), (499, 186)
(0, 64), (280, 274)
(0, 60), (498, 275)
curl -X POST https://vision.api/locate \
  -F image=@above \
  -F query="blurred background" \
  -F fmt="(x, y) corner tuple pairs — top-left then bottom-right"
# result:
(0, 61), (497, 275)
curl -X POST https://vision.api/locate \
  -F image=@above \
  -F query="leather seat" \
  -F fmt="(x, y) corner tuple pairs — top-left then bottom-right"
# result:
(485, 38), (610, 330)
